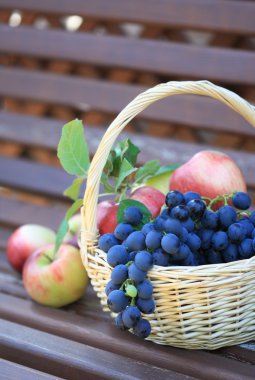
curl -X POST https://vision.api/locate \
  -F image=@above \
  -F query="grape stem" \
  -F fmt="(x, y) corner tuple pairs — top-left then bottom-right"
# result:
(202, 191), (237, 211)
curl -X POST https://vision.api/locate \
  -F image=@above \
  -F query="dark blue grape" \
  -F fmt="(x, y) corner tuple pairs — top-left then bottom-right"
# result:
(133, 319), (151, 339)
(141, 223), (155, 236)
(122, 306), (141, 328)
(135, 250), (153, 271)
(239, 218), (254, 238)
(207, 249), (223, 264)
(232, 192), (251, 210)
(181, 218), (195, 232)
(161, 233), (180, 254)
(183, 191), (202, 204)
(182, 251), (197, 266)
(228, 223), (246, 243)
(107, 245), (129, 267)
(222, 244), (239, 263)
(165, 190), (184, 208)
(164, 218), (182, 236)
(105, 280), (119, 296)
(107, 289), (129, 312)
(201, 211), (218, 230)
(186, 232), (201, 251)
(239, 239), (254, 258)
(129, 251), (137, 261)
(123, 206), (143, 226)
(98, 233), (119, 252)
(154, 216), (166, 232)
(218, 206), (237, 229)
(145, 230), (162, 250)
(124, 231), (146, 252)
(152, 248), (169, 266)
(252, 229), (255, 239)
(137, 298), (155, 314)
(180, 227), (188, 243)
(160, 209), (169, 218)
(175, 243), (191, 260)
(128, 263), (147, 283)
(196, 252), (208, 265)
(252, 237), (255, 251)
(211, 231), (228, 251)
(250, 212), (255, 226)
(170, 205), (190, 221)
(136, 280), (153, 299)
(115, 312), (128, 331)
(114, 223), (133, 241)
(111, 264), (128, 284)
(187, 199), (206, 219)
(200, 229), (214, 250)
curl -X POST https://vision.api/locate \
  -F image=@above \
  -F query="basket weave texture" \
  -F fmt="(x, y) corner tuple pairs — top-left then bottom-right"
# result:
(80, 81), (255, 349)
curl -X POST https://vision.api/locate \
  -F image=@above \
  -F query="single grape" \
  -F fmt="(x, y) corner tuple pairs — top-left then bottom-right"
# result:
(201, 211), (219, 230)
(175, 243), (191, 260)
(165, 190), (184, 208)
(252, 237), (255, 251)
(136, 280), (153, 299)
(152, 249), (169, 266)
(114, 223), (133, 241)
(98, 233), (119, 252)
(182, 251), (197, 266)
(145, 230), (162, 250)
(137, 298), (155, 314)
(115, 312), (128, 331)
(141, 223), (155, 236)
(135, 250), (153, 271)
(164, 218), (183, 236)
(125, 284), (137, 298)
(183, 191), (202, 204)
(180, 227), (189, 243)
(133, 318), (151, 339)
(128, 263), (147, 283)
(187, 199), (206, 219)
(252, 229), (255, 239)
(160, 209), (169, 218)
(170, 205), (190, 221)
(211, 231), (228, 251)
(199, 229), (214, 250)
(122, 306), (141, 328)
(123, 206), (143, 226)
(111, 264), (128, 284)
(181, 218), (195, 232)
(161, 233), (180, 254)
(107, 289), (129, 312)
(129, 251), (137, 261)
(222, 244), (239, 263)
(154, 216), (166, 232)
(250, 211), (255, 226)
(239, 219), (254, 238)
(186, 232), (201, 251)
(124, 231), (146, 252)
(105, 280), (119, 296)
(228, 223), (246, 243)
(107, 245), (129, 267)
(207, 249), (223, 264)
(239, 239), (254, 259)
(232, 192), (251, 210)
(218, 206), (237, 229)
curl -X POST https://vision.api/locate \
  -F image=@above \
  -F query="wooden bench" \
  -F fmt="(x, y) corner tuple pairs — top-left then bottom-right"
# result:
(0, 1), (255, 378)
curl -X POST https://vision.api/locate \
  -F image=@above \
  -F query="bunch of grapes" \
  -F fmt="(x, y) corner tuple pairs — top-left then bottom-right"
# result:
(99, 190), (255, 339)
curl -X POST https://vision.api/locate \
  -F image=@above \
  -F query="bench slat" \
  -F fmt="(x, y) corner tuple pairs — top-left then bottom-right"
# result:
(1, 359), (64, 380)
(1, 0), (255, 35)
(1, 24), (255, 85)
(0, 68), (254, 136)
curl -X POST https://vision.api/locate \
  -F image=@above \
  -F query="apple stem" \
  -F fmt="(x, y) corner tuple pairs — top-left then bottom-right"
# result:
(44, 253), (54, 263)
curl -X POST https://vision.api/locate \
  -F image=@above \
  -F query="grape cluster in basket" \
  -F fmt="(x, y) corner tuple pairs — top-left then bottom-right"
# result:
(99, 190), (255, 339)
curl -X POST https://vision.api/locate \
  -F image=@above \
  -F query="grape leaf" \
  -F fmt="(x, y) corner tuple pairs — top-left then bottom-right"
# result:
(64, 177), (84, 201)
(117, 199), (152, 226)
(117, 139), (140, 166)
(135, 160), (161, 184)
(57, 119), (90, 176)
(115, 158), (137, 191)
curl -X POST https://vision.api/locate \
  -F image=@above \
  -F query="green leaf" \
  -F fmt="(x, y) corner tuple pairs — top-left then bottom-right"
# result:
(54, 198), (83, 253)
(115, 158), (137, 191)
(117, 139), (140, 166)
(135, 160), (161, 184)
(57, 119), (90, 176)
(63, 177), (84, 201)
(101, 173), (115, 193)
(117, 199), (152, 226)
(154, 163), (181, 176)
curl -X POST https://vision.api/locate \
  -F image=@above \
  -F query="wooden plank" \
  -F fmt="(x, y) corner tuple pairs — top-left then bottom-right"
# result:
(0, 319), (191, 380)
(0, 293), (254, 380)
(0, 68), (254, 136)
(1, 359), (64, 380)
(1, 24), (255, 84)
(1, 0), (255, 35)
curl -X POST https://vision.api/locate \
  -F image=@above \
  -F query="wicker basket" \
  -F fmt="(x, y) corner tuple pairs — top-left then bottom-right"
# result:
(80, 81), (255, 350)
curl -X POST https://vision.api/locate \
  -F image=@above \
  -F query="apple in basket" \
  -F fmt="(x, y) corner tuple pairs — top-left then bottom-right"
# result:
(97, 186), (165, 234)
(169, 150), (246, 200)
(23, 243), (88, 307)
(7, 224), (56, 273)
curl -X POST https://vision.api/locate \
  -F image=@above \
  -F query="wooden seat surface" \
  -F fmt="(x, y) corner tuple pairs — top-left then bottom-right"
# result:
(0, 1), (255, 378)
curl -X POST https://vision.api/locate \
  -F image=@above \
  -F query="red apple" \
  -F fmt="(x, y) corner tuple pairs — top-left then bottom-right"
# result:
(170, 150), (247, 199)
(23, 243), (88, 307)
(129, 186), (165, 218)
(64, 213), (82, 248)
(7, 224), (56, 273)
(97, 200), (118, 234)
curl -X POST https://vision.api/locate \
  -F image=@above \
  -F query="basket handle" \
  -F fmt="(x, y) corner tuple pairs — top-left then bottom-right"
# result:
(81, 80), (255, 250)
